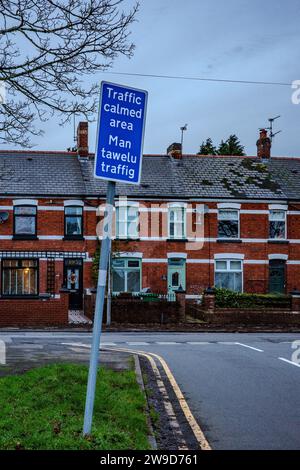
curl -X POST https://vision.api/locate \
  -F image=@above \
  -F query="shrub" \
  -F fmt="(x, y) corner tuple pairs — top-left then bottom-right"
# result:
(214, 288), (290, 309)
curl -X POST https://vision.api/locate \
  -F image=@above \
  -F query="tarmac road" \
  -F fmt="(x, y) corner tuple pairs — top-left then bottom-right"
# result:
(1, 331), (300, 450)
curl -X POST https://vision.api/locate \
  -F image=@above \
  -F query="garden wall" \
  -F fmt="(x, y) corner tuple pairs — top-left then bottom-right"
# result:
(84, 294), (182, 324)
(0, 290), (69, 327)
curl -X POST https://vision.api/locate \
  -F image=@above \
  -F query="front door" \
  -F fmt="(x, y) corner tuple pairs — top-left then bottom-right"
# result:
(269, 259), (286, 294)
(168, 258), (186, 292)
(64, 259), (83, 309)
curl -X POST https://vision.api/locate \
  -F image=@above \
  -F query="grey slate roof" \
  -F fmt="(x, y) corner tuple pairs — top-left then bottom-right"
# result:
(0, 151), (300, 200)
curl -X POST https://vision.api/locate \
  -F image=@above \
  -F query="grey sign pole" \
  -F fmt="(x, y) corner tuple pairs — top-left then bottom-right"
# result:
(83, 180), (116, 436)
(106, 238), (112, 326)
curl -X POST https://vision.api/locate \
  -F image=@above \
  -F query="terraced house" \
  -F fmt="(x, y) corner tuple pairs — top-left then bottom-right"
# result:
(0, 123), (299, 326)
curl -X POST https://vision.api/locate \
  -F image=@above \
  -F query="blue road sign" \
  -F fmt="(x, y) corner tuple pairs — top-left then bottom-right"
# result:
(94, 81), (148, 185)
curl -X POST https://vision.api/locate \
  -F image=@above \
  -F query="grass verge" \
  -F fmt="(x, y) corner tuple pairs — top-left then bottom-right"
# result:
(0, 363), (150, 450)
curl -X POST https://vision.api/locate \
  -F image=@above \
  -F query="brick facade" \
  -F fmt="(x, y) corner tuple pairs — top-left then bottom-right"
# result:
(1, 124), (300, 326)
(0, 194), (300, 326)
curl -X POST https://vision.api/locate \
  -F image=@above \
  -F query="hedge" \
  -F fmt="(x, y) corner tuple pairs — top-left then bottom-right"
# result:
(214, 288), (291, 309)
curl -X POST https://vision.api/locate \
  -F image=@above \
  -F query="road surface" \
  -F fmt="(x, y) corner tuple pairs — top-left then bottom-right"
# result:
(1, 331), (300, 450)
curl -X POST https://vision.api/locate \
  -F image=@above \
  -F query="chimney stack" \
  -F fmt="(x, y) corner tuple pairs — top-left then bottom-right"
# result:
(77, 121), (89, 157)
(167, 142), (182, 159)
(256, 129), (271, 159)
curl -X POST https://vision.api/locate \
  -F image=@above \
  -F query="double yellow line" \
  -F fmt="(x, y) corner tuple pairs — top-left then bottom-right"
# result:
(103, 346), (211, 451)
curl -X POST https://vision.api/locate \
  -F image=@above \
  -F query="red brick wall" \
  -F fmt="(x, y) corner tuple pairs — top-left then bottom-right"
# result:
(210, 309), (300, 326)
(0, 292), (68, 326)
(0, 197), (300, 326)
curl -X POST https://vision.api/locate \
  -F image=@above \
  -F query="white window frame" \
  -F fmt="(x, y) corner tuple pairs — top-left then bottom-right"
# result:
(168, 203), (186, 239)
(269, 209), (287, 240)
(112, 257), (142, 294)
(115, 202), (139, 239)
(217, 208), (240, 239)
(214, 258), (243, 292)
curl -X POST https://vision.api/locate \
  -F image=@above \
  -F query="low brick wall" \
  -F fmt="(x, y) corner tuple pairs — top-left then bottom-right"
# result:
(84, 294), (181, 324)
(188, 291), (300, 326)
(0, 291), (69, 327)
(211, 308), (300, 325)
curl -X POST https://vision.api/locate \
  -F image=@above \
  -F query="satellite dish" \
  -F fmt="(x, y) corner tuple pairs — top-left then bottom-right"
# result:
(0, 212), (9, 224)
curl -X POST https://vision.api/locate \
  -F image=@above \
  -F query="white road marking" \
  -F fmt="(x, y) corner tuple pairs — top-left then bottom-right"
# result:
(218, 341), (237, 345)
(187, 342), (211, 345)
(62, 341), (118, 347)
(278, 357), (300, 368)
(68, 347), (90, 354)
(235, 342), (264, 352)
(62, 342), (91, 348)
(3, 334), (92, 338)
(156, 342), (179, 345)
(127, 342), (150, 346)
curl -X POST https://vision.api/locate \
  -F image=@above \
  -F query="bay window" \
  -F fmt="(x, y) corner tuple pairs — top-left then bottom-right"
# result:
(112, 258), (141, 293)
(215, 259), (243, 292)
(2, 259), (38, 296)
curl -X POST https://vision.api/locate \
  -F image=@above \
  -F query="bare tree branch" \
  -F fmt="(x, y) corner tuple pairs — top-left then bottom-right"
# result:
(0, 0), (139, 146)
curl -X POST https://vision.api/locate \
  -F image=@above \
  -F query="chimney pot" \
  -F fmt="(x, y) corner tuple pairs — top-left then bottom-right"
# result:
(167, 142), (182, 159)
(77, 121), (89, 157)
(256, 128), (271, 159)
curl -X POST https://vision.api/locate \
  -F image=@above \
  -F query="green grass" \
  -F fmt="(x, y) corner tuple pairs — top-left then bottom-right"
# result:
(0, 363), (150, 450)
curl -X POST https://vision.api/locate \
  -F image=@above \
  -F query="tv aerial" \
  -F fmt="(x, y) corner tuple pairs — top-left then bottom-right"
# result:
(267, 115), (282, 143)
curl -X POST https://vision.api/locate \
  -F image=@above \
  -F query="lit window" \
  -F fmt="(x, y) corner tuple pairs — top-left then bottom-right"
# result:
(2, 259), (38, 296)
(269, 210), (286, 239)
(65, 206), (83, 238)
(168, 206), (186, 239)
(116, 205), (139, 239)
(14, 206), (37, 237)
(215, 259), (242, 292)
(218, 209), (239, 239)
(112, 258), (141, 293)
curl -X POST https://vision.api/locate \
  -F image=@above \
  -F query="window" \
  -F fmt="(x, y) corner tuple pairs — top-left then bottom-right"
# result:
(64, 206), (83, 238)
(14, 206), (37, 238)
(2, 259), (38, 296)
(112, 258), (141, 293)
(215, 259), (242, 292)
(269, 210), (286, 240)
(168, 206), (186, 239)
(116, 205), (139, 239)
(218, 209), (239, 239)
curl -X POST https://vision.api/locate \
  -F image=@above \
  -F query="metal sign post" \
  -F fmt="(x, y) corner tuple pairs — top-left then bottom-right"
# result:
(83, 81), (148, 435)
(83, 180), (115, 435)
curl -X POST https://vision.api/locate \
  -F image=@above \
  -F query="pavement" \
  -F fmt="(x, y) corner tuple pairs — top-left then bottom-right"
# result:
(0, 331), (300, 450)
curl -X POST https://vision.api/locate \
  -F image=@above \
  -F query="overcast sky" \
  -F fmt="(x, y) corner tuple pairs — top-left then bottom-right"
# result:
(11, 0), (300, 156)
